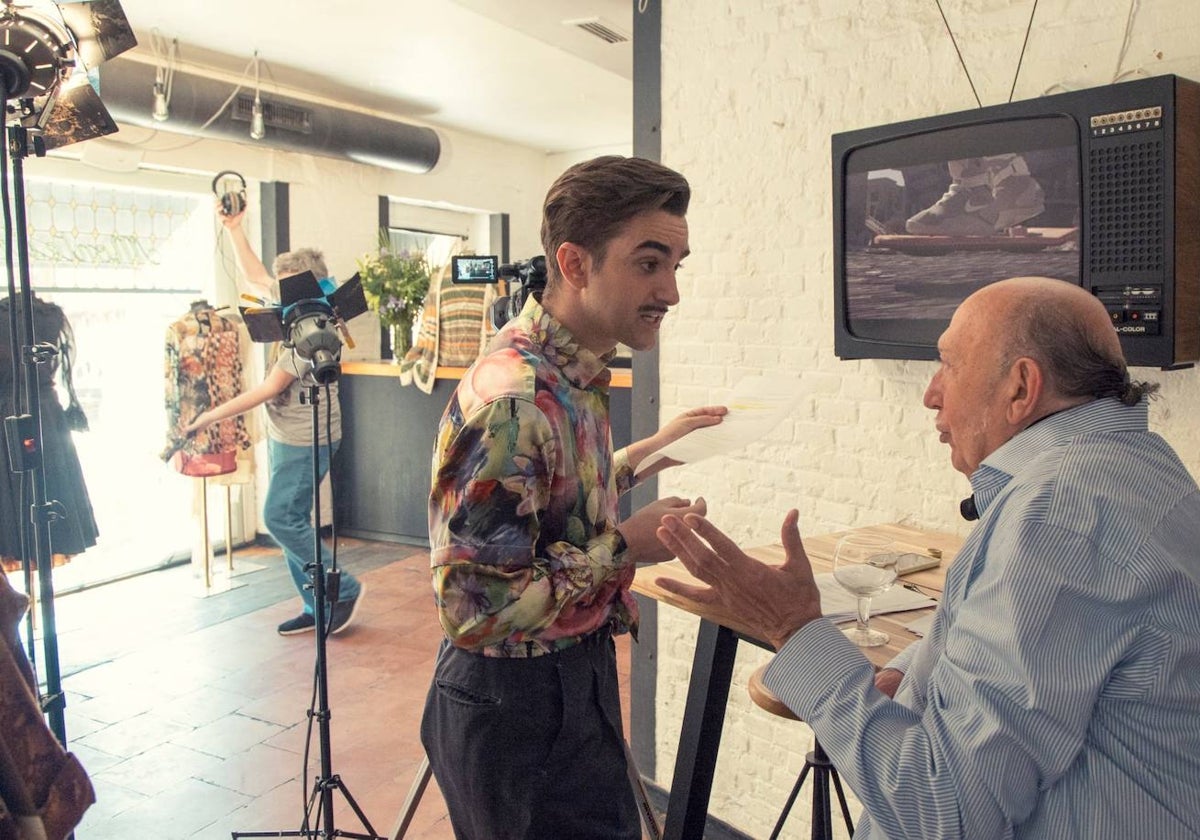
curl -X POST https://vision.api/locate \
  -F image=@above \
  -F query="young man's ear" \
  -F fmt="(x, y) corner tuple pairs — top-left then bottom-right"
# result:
(555, 242), (591, 290)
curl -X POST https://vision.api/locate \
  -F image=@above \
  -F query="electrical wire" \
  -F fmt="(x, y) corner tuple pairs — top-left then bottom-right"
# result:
(1007, 0), (1039, 103)
(933, 0), (982, 108)
(1112, 0), (1141, 82)
(122, 55), (259, 154)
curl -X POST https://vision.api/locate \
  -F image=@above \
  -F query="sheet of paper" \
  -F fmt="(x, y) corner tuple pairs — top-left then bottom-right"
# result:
(904, 613), (936, 638)
(640, 374), (804, 471)
(814, 572), (937, 624)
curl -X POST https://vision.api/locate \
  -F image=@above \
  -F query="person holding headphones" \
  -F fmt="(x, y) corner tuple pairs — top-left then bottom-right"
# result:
(187, 198), (365, 636)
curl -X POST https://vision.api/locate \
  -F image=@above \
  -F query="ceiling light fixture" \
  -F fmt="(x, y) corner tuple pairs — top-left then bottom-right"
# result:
(150, 29), (176, 123)
(249, 49), (265, 140)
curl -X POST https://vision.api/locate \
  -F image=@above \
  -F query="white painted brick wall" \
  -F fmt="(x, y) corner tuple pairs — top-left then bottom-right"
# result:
(654, 2), (1200, 837)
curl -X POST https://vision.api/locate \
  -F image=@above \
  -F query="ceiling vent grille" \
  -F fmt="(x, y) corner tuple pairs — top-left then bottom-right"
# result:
(233, 94), (314, 134)
(564, 17), (629, 45)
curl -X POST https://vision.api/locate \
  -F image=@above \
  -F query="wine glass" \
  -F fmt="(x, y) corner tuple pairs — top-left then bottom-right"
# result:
(832, 533), (898, 647)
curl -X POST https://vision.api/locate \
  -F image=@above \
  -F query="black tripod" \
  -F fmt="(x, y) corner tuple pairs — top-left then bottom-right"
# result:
(233, 382), (382, 840)
(771, 738), (855, 840)
(2, 121), (70, 748)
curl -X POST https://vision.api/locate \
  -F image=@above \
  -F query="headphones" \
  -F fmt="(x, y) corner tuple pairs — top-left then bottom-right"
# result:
(212, 170), (247, 217)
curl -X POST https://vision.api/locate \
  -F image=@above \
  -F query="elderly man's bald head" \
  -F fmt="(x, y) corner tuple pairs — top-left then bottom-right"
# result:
(925, 277), (1156, 476)
(962, 277), (1140, 405)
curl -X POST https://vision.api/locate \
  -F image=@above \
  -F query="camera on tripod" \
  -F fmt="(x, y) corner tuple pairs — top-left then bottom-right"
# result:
(451, 254), (547, 329)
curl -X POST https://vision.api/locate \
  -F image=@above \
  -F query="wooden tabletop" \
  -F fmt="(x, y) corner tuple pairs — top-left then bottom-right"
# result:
(633, 521), (964, 667)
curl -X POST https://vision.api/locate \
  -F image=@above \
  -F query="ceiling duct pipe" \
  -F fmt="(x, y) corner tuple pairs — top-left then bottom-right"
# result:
(96, 57), (441, 174)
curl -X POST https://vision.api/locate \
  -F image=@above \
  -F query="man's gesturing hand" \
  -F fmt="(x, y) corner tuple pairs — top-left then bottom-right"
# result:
(655, 508), (823, 650)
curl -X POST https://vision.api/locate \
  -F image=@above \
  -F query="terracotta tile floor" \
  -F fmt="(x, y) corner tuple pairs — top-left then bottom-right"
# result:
(33, 538), (634, 839)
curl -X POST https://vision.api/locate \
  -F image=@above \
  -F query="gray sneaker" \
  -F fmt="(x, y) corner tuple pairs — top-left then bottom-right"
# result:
(905, 183), (996, 236)
(906, 175), (1045, 236)
(329, 583), (366, 635)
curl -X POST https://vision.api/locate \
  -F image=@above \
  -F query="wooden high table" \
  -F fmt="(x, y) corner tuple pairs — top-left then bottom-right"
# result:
(632, 522), (963, 840)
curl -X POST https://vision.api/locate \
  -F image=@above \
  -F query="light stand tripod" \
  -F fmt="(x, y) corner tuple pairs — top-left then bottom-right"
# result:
(233, 380), (382, 840)
(3, 120), (69, 748)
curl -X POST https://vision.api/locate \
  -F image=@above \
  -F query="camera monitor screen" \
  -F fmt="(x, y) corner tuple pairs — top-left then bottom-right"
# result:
(451, 255), (499, 284)
(841, 115), (1081, 348)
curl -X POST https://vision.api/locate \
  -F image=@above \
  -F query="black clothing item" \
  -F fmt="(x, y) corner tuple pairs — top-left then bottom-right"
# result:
(0, 295), (99, 568)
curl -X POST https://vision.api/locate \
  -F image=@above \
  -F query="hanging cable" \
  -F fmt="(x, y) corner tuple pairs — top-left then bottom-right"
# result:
(1111, 0), (1141, 82)
(933, 0), (982, 108)
(1007, 0), (1039, 103)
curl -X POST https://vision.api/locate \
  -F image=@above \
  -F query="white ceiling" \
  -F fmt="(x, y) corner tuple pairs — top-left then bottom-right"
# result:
(108, 0), (635, 154)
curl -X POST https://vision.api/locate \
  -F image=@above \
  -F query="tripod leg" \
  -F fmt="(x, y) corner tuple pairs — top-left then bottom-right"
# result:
(812, 764), (832, 840)
(389, 755), (433, 840)
(769, 763), (812, 840)
(325, 775), (383, 839)
(829, 767), (855, 836)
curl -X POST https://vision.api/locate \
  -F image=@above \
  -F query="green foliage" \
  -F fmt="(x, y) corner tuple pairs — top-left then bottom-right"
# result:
(356, 230), (432, 329)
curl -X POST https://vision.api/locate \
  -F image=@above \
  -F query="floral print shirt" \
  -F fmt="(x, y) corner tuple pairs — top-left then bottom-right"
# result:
(429, 296), (636, 657)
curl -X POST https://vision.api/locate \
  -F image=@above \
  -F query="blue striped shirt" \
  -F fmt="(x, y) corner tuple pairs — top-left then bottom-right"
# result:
(765, 398), (1200, 838)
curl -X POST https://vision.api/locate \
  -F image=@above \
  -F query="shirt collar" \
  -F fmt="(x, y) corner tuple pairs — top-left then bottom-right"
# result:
(514, 295), (614, 389)
(969, 397), (1150, 515)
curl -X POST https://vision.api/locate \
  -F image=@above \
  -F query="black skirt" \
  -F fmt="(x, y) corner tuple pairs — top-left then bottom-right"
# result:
(0, 382), (99, 569)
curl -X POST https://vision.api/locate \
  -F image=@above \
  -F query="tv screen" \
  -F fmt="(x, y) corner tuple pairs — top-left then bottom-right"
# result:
(840, 115), (1081, 353)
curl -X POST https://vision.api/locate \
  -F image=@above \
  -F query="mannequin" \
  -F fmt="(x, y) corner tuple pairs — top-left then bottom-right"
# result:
(160, 301), (252, 475)
(0, 294), (98, 572)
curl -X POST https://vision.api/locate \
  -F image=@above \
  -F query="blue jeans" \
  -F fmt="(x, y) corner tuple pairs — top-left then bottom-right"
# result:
(264, 437), (361, 615)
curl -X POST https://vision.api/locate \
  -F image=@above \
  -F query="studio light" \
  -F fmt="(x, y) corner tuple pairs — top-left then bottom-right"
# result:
(250, 91), (264, 140)
(0, 0), (136, 764)
(249, 49), (265, 140)
(149, 29), (175, 122)
(151, 70), (168, 121)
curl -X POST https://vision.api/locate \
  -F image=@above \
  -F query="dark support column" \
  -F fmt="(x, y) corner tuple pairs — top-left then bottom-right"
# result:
(379, 196), (391, 359)
(489, 213), (510, 262)
(259, 181), (289, 271)
(630, 0), (663, 780)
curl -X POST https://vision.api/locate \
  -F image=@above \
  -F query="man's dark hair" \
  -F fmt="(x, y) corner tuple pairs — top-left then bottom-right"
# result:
(1007, 304), (1159, 406)
(540, 155), (690, 285)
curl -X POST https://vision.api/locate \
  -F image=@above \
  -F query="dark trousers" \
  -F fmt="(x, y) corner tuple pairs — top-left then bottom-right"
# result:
(420, 629), (640, 840)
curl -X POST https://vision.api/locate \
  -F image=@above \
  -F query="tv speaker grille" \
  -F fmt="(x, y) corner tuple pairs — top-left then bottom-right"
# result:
(1088, 140), (1165, 274)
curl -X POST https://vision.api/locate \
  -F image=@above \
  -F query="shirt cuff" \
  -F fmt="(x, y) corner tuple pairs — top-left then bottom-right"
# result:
(611, 529), (628, 557)
(761, 618), (876, 721)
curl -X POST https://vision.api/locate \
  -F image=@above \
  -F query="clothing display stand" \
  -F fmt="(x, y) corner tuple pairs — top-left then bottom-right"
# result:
(191, 475), (263, 597)
(192, 477), (240, 595)
(233, 383), (382, 840)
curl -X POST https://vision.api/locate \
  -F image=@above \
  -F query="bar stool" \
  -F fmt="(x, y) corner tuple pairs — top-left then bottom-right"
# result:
(748, 664), (855, 839)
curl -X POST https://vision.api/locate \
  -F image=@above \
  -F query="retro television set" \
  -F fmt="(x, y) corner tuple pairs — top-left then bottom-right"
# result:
(832, 73), (1200, 369)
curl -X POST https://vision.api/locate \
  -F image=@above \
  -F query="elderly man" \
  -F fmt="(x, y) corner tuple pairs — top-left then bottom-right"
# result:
(657, 276), (1200, 838)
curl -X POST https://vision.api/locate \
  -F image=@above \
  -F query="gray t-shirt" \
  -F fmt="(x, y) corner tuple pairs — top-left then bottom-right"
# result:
(265, 348), (341, 446)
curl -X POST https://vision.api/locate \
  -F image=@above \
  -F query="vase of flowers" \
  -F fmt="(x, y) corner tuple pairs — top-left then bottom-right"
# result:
(357, 231), (432, 359)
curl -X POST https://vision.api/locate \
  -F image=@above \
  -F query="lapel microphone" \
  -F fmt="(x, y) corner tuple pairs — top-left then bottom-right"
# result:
(960, 495), (979, 521)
